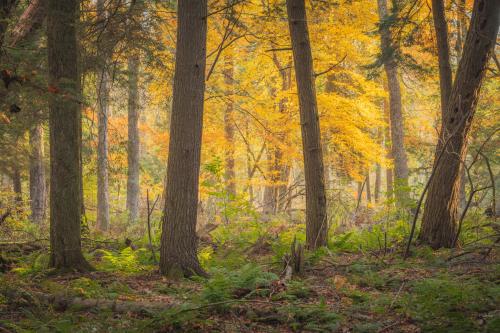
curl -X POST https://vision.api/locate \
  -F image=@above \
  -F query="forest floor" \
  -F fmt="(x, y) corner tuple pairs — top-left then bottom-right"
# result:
(0, 225), (499, 333)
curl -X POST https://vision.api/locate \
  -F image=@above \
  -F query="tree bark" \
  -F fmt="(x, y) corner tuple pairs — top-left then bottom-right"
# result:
(377, 0), (409, 204)
(0, 0), (17, 48)
(286, 0), (328, 249)
(96, 0), (110, 232)
(9, 0), (45, 47)
(383, 98), (393, 200)
(419, 0), (500, 249)
(12, 165), (21, 203)
(223, 55), (236, 198)
(29, 123), (45, 224)
(375, 163), (381, 203)
(431, 0), (453, 118)
(47, 0), (91, 271)
(262, 148), (278, 214)
(159, 0), (208, 277)
(366, 172), (372, 203)
(126, 56), (140, 223)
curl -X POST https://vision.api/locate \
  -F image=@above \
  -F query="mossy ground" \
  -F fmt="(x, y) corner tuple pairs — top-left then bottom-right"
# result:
(1, 229), (498, 333)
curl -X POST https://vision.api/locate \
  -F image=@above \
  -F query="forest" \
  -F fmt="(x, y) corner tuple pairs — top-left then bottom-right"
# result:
(0, 0), (499, 332)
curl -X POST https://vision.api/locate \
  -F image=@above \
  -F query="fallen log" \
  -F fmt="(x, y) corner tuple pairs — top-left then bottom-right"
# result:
(5, 289), (174, 314)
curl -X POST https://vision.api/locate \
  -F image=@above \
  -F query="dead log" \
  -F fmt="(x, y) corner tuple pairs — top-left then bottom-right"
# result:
(5, 289), (173, 314)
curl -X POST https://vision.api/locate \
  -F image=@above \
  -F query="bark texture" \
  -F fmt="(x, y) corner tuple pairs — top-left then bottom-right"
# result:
(126, 56), (140, 222)
(432, 0), (453, 118)
(9, 0), (45, 46)
(377, 0), (409, 203)
(286, 0), (328, 249)
(419, 0), (500, 248)
(47, 0), (91, 270)
(160, 0), (207, 277)
(29, 123), (45, 224)
(96, 0), (110, 231)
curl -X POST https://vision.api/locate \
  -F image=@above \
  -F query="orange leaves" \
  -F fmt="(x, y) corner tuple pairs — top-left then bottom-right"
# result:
(47, 85), (60, 94)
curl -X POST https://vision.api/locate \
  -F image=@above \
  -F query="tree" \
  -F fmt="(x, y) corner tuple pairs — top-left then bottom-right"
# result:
(47, 0), (91, 270)
(0, 0), (17, 48)
(125, 0), (143, 224)
(286, 0), (328, 249)
(431, 0), (453, 118)
(376, 0), (409, 203)
(126, 55), (140, 222)
(9, 0), (45, 47)
(159, 0), (208, 277)
(96, 0), (110, 231)
(419, 0), (500, 248)
(29, 122), (45, 224)
(223, 54), (236, 198)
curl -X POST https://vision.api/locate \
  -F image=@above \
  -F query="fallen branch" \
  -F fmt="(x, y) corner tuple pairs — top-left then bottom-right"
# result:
(5, 290), (173, 314)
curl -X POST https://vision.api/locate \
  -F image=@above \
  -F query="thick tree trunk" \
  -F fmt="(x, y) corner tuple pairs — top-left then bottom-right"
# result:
(126, 56), (140, 223)
(287, 0), (328, 249)
(96, 0), (110, 231)
(419, 0), (499, 249)
(9, 0), (45, 47)
(47, 0), (91, 271)
(431, 0), (453, 118)
(29, 123), (45, 224)
(377, 0), (409, 204)
(159, 0), (207, 277)
(223, 55), (236, 198)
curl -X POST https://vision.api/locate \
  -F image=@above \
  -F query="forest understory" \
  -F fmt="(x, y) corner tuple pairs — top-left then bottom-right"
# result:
(1, 217), (498, 333)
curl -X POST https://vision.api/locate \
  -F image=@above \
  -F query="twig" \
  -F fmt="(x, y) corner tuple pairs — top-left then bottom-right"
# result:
(389, 282), (405, 309)
(314, 54), (347, 77)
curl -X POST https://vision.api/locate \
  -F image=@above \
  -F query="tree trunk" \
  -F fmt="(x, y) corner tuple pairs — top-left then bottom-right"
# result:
(96, 0), (110, 232)
(431, 0), (453, 118)
(366, 172), (372, 203)
(0, 0), (17, 48)
(276, 62), (292, 212)
(455, 0), (468, 59)
(126, 56), (140, 223)
(159, 0), (208, 278)
(29, 123), (45, 224)
(383, 98), (393, 200)
(223, 55), (236, 198)
(375, 128), (382, 203)
(262, 148), (277, 214)
(357, 181), (364, 207)
(377, 0), (409, 204)
(286, 0), (328, 249)
(419, 0), (499, 249)
(12, 166), (21, 203)
(375, 163), (381, 203)
(9, 0), (45, 47)
(47, 0), (91, 271)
